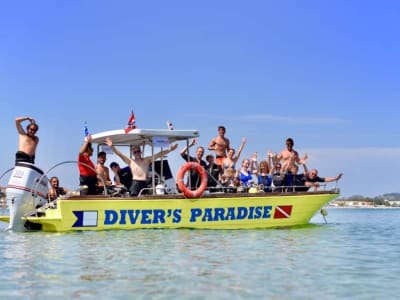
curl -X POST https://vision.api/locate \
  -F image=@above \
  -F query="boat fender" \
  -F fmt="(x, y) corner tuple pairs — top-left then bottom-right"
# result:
(176, 162), (208, 198)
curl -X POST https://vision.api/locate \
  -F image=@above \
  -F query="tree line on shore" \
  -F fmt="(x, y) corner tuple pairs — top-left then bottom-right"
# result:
(337, 193), (400, 206)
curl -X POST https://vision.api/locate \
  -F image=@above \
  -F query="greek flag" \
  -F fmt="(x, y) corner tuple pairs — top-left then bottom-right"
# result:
(84, 122), (89, 137)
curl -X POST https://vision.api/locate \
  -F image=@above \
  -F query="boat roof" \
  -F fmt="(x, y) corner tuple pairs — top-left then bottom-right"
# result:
(91, 128), (200, 147)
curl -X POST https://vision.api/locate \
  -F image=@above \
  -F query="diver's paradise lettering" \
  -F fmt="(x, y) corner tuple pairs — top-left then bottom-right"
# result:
(189, 206), (273, 222)
(102, 206), (274, 226)
(104, 209), (182, 225)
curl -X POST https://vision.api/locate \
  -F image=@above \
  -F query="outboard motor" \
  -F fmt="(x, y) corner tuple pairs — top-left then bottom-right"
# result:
(6, 162), (48, 231)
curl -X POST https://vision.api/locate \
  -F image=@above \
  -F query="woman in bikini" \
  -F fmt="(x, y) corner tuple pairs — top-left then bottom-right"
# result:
(221, 137), (247, 185)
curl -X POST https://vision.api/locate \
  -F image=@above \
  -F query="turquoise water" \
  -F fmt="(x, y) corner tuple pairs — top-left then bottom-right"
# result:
(0, 208), (399, 299)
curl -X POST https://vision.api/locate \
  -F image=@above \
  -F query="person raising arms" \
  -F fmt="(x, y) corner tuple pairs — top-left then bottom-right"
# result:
(180, 138), (207, 189)
(105, 137), (178, 196)
(222, 138), (246, 170)
(221, 137), (246, 184)
(276, 137), (307, 172)
(257, 157), (273, 192)
(15, 116), (39, 164)
(208, 126), (230, 166)
(306, 169), (343, 191)
(78, 134), (98, 195)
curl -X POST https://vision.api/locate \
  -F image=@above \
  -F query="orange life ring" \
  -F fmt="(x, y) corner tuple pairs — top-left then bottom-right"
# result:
(176, 162), (208, 198)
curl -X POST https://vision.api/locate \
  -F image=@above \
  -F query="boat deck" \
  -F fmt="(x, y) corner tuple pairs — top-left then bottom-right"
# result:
(66, 189), (339, 200)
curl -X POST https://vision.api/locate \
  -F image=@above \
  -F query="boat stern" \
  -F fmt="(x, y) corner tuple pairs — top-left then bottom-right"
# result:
(5, 162), (49, 231)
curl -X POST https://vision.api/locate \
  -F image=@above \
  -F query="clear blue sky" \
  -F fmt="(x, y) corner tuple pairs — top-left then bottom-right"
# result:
(1, 1), (399, 198)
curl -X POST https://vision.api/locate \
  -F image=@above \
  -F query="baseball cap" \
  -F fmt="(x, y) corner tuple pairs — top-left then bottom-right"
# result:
(110, 162), (119, 168)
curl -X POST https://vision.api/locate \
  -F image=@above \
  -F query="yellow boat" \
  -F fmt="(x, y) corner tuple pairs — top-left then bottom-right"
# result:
(20, 191), (337, 232)
(0, 128), (339, 232)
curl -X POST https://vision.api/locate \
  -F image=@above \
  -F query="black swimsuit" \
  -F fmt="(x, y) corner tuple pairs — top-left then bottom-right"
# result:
(15, 151), (35, 164)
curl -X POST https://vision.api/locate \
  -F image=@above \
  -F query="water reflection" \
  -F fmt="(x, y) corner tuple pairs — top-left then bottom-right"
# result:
(1, 209), (400, 299)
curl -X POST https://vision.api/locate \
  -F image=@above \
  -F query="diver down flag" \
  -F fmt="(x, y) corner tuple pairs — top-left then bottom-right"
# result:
(72, 211), (98, 227)
(273, 205), (292, 218)
(125, 110), (136, 133)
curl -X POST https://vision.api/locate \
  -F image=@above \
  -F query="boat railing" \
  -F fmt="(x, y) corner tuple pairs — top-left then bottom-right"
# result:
(138, 187), (156, 197)
(0, 167), (15, 183)
(204, 182), (338, 195)
(32, 160), (108, 200)
(0, 168), (13, 212)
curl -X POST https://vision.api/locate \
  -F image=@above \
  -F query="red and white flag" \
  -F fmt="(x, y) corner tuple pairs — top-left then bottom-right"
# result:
(124, 110), (136, 133)
(273, 205), (292, 219)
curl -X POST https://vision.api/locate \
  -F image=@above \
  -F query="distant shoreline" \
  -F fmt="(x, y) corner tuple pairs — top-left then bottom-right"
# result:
(327, 205), (400, 209)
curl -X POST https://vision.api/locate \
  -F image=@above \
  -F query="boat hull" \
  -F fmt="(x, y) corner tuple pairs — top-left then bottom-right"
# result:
(24, 192), (338, 232)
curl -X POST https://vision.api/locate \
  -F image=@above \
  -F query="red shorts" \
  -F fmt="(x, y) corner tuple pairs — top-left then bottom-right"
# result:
(215, 156), (226, 166)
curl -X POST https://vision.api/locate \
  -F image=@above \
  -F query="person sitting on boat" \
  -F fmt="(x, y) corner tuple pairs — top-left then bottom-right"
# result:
(78, 135), (98, 195)
(205, 154), (223, 189)
(109, 162), (133, 191)
(47, 176), (69, 201)
(283, 153), (308, 191)
(238, 156), (257, 188)
(286, 163), (309, 192)
(271, 162), (287, 192)
(305, 169), (343, 191)
(105, 137), (178, 196)
(221, 137), (247, 180)
(257, 158), (273, 192)
(180, 139), (207, 189)
(208, 125), (230, 166)
(15, 116), (39, 164)
(220, 168), (236, 187)
(96, 151), (113, 193)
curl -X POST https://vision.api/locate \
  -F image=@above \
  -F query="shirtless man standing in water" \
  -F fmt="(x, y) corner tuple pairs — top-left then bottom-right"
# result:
(208, 126), (230, 166)
(15, 116), (39, 164)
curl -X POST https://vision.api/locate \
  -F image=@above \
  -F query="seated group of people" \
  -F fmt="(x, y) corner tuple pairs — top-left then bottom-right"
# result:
(231, 154), (343, 193)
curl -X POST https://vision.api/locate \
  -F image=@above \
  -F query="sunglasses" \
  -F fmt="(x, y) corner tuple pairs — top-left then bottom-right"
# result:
(133, 150), (141, 154)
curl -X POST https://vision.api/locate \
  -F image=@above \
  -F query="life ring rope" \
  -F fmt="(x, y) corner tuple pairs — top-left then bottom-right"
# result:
(176, 162), (208, 198)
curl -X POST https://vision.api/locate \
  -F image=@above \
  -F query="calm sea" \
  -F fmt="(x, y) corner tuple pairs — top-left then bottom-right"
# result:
(0, 208), (399, 299)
